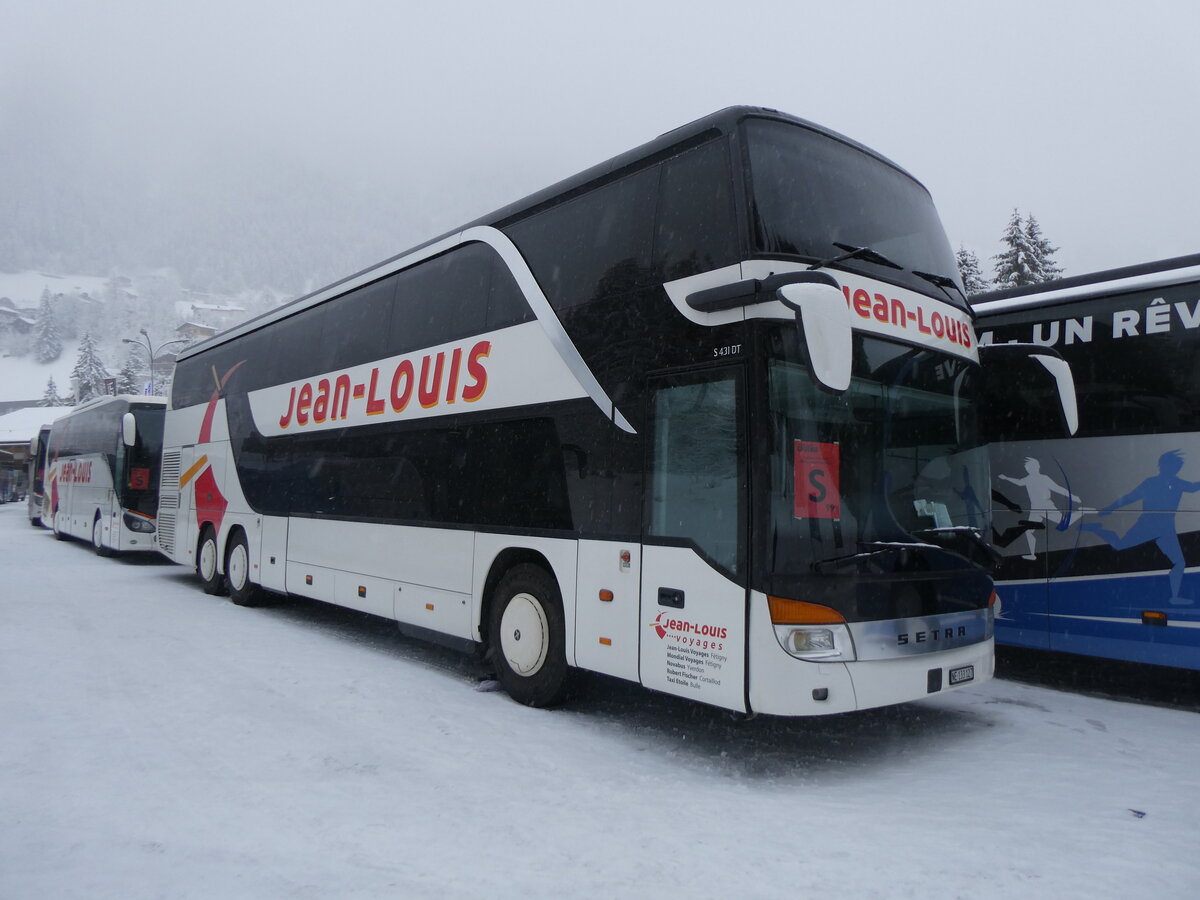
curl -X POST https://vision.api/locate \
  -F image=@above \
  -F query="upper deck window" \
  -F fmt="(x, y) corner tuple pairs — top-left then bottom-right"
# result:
(744, 118), (964, 307)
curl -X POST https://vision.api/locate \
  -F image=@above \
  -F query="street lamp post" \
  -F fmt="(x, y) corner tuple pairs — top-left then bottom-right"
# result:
(122, 329), (187, 396)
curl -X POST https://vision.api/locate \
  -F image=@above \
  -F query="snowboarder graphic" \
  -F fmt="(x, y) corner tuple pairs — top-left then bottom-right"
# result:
(1080, 450), (1200, 605)
(996, 457), (1081, 560)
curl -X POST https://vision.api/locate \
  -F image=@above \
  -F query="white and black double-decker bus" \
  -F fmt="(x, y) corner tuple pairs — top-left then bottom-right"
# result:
(46, 395), (166, 554)
(158, 107), (1071, 713)
(975, 254), (1200, 670)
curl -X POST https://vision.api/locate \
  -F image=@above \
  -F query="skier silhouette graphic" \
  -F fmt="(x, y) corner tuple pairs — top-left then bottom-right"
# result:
(1080, 450), (1200, 605)
(996, 458), (1080, 560)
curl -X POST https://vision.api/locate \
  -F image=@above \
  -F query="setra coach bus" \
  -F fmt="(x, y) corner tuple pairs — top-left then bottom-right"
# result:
(157, 106), (1074, 714)
(46, 395), (166, 555)
(974, 254), (1200, 670)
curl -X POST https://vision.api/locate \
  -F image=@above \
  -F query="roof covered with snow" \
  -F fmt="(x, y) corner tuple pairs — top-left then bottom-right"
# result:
(0, 405), (72, 443)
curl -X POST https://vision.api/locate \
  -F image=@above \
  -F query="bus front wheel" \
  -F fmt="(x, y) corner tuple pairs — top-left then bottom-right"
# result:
(197, 527), (227, 596)
(92, 514), (112, 557)
(226, 531), (265, 607)
(487, 564), (570, 708)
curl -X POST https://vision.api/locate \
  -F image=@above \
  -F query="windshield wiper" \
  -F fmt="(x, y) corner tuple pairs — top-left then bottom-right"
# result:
(812, 541), (942, 575)
(912, 269), (970, 308)
(808, 242), (904, 272)
(912, 526), (1000, 570)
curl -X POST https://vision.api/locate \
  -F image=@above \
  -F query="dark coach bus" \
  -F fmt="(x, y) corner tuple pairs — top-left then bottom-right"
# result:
(158, 106), (1072, 712)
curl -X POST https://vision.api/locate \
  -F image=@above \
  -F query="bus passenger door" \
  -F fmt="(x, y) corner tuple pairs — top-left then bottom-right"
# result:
(640, 368), (748, 713)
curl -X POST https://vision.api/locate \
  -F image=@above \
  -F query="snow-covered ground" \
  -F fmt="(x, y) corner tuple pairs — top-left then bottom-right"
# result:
(1, 503), (1197, 900)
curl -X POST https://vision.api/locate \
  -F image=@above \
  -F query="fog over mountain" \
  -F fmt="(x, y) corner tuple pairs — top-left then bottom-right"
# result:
(3, 1), (1198, 302)
(0, 106), (435, 296)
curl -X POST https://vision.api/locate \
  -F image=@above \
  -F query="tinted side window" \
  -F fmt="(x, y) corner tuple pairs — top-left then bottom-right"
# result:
(391, 244), (494, 353)
(487, 255), (533, 331)
(655, 140), (738, 281)
(318, 275), (396, 371)
(506, 168), (658, 311)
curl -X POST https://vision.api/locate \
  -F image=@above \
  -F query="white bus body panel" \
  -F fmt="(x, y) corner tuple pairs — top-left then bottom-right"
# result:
(259, 515), (288, 593)
(639, 545), (747, 713)
(574, 540), (641, 682)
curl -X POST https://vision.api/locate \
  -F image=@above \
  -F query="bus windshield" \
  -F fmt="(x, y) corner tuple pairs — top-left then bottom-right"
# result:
(119, 406), (165, 514)
(744, 117), (964, 306)
(762, 330), (990, 613)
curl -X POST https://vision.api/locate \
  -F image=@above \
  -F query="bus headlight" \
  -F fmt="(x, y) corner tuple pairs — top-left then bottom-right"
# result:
(123, 512), (156, 533)
(768, 596), (857, 661)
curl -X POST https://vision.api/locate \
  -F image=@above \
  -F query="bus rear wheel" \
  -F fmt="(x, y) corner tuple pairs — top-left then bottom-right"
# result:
(487, 564), (570, 708)
(197, 527), (227, 595)
(226, 531), (265, 607)
(92, 514), (112, 557)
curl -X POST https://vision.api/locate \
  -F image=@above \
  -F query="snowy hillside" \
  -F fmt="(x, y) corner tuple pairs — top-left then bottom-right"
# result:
(0, 337), (80, 405)
(0, 268), (283, 406)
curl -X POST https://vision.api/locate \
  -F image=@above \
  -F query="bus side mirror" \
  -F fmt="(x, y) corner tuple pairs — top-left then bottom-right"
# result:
(121, 412), (137, 447)
(1030, 352), (1078, 435)
(777, 280), (853, 393)
(978, 343), (1078, 440)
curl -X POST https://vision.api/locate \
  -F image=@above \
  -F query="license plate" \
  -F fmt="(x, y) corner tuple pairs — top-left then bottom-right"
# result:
(949, 664), (974, 685)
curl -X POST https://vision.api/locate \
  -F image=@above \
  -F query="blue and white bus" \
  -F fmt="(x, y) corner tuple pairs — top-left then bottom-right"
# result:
(974, 253), (1200, 670)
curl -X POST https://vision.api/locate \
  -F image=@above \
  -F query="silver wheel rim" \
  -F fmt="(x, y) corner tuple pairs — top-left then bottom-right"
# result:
(199, 537), (217, 581)
(93, 518), (103, 549)
(228, 542), (248, 592)
(499, 592), (550, 676)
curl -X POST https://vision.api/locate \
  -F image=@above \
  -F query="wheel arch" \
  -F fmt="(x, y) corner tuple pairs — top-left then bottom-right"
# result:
(479, 547), (557, 647)
(196, 520), (221, 569)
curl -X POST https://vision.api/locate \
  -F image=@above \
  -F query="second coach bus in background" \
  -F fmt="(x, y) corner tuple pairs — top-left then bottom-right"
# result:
(46, 395), (166, 555)
(974, 253), (1200, 670)
(156, 106), (1075, 714)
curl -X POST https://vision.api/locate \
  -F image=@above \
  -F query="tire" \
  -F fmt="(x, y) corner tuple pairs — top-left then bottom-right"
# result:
(487, 564), (570, 708)
(53, 514), (68, 541)
(92, 515), (112, 557)
(197, 526), (227, 595)
(226, 531), (265, 607)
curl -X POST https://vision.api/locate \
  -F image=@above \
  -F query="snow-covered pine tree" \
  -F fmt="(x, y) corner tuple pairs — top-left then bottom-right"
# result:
(955, 247), (991, 296)
(116, 345), (146, 395)
(40, 377), (64, 407)
(70, 332), (110, 402)
(34, 289), (63, 364)
(992, 209), (1041, 288)
(1024, 214), (1063, 283)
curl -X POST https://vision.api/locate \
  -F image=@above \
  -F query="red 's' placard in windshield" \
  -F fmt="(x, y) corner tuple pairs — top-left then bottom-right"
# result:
(794, 441), (841, 520)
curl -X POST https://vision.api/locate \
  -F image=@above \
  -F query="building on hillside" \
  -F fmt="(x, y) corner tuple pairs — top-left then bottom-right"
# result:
(0, 298), (37, 334)
(176, 294), (247, 330)
(176, 321), (218, 344)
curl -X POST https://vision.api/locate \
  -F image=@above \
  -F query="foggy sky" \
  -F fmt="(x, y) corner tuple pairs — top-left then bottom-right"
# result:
(3, 0), (1198, 281)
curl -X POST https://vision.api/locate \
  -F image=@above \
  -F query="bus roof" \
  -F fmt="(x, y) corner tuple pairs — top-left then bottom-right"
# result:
(177, 106), (926, 363)
(971, 252), (1200, 314)
(52, 395), (168, 419)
